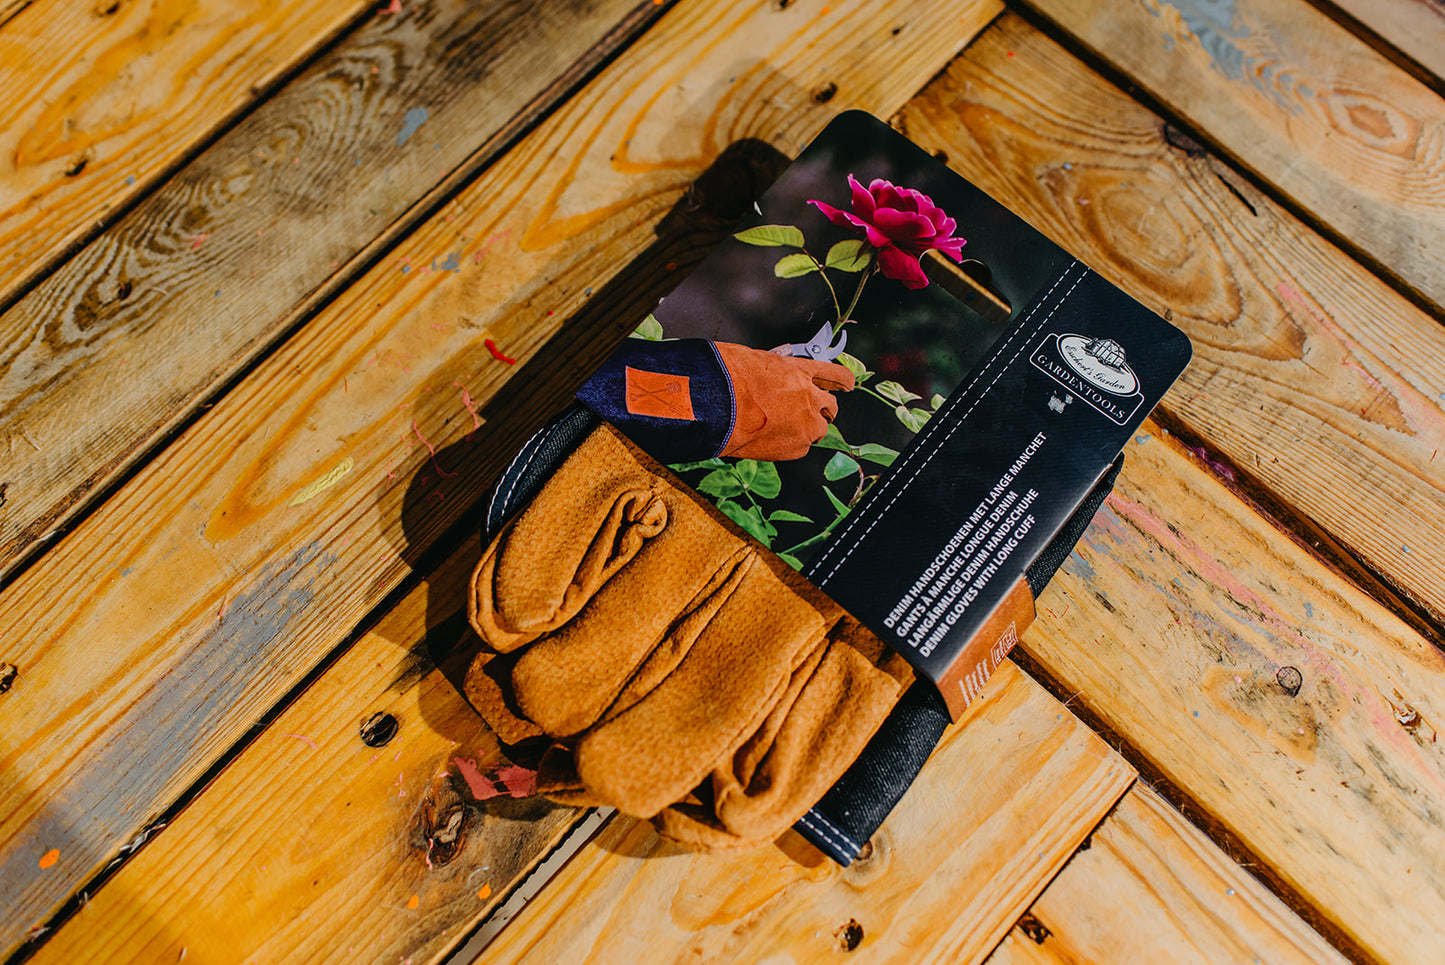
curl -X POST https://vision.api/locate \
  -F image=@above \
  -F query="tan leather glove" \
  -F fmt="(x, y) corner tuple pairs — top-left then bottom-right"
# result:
(715, 342), (855, 461)
(464, 424), (911, 850)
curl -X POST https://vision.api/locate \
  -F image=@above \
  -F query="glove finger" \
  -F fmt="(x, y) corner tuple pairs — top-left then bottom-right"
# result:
(815, 385), (840, 424)
(803, 359), (855, 393)
(573, 552), (838, 818)
(461, 649), (545, 745)
(710, 617), (913, 842)
(511, 543), (749, 737)
(469, 428), (669, 651)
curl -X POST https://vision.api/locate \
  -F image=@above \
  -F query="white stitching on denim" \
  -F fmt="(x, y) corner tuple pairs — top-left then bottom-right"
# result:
(487, 422), (554, 531)
(710, 339), (738, 457)
(796, 808), (860, 857)
(813, 265), (1088, 586)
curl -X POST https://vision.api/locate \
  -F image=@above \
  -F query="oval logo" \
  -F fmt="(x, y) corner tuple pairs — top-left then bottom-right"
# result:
(1058, 335), (1138, 395)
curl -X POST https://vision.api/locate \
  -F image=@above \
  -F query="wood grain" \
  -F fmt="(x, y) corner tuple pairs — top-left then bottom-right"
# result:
(1014, 0), (1445, 315)
(0, 0), (372, 308)
(898, 15), (1445, 626)
(0, 0), (1004, 955)
(0, 0), (30, 30)
(0, 0), (667, 583)
(27, 533), (588, 965)
(482, 662), (1134, 965)
(1316, 0), (1445, 90)
(999, 419), (1445, 965)
(985, 784), (1349, 965)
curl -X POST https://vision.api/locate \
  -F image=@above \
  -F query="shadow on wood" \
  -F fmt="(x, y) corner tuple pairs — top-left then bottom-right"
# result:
(382, 137), (792, 759)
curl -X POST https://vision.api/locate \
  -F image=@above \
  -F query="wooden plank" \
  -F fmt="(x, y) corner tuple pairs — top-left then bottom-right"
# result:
(0, 0), (668, 583)
(1007, 419), (1445, 965)
(27, 533), (589, 965)
(0, 0), (372, 308)
(0, 0), (1005, 955)
(1316, 0), (1445, 91)
(1013, 0), (1445, 315)
(897, 15), (1445, 626)
(481, 662), (1134, 965)
(0, 0), (30, 30)
(985, 784), (1349, 965)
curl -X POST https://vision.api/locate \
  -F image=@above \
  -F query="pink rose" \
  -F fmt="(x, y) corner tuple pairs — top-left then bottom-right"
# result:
(809, 175), (965, 290)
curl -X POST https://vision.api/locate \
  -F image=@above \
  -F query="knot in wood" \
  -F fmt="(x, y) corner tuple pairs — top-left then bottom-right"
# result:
(1276, 666), (1302, 697)
(834, 918), (863, 951)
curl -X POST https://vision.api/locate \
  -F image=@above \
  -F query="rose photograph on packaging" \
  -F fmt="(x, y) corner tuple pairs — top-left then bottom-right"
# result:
(465, 110), (1191, 864)
(579, 110), (1191, 713)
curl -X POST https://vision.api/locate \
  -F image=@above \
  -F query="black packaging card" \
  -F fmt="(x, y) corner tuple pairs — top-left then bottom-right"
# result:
(576, 111), (1191, 715)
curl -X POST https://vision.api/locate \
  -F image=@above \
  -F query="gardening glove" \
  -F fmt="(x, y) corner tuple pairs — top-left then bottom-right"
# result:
(716, 341), (855, 461)
(464, 423), (911, 848)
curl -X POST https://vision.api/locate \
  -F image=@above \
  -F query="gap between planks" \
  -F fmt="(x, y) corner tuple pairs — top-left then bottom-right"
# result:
(1011, 0), (1445, 320)
(0, 0), (1006, 956)
(0, 0), (675, 588)
(985, 782), (1350, 965)
(0, 0), (378, 313)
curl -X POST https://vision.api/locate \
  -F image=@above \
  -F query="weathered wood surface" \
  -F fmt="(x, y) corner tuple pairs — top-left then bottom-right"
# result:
(0, 0), (29, 30)
(1014, 0), (1445, 316)
(0, 0), (372, 309)
(985, 784), (1349, 965)
(899, 15), (1445, 627)
(0, 0), (1005, 955)
(27, 533), (588, 965)
(482, 662), (1134, 965)
(1009, 418), (1445, 965)
(0, 0), (668, 584)
(1318, 0), (1445, 89)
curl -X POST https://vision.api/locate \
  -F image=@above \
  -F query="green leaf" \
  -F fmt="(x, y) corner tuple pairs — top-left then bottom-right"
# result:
(894, 405), (932, 432)
(876, 380), (922, 405)
(777, 552), (804, 571)
(822, 485), (852, 517)
(835, 352), (873, 383)
(668, 458), (727, 473)
(855, 443), (899, 466)
(825, 239), (872, 272)
(931, 393), (947, 411)
(824, 452), (860, 481)
(734, 224), (805, 248)
(768, 509), (813, 524)
(697, 468), (744, 498)
(630, 313), (664, 340)
(717, 499), (775, 545)
(812, 423), (851, 453)
(733, 459), (758, 488)
(749, 460), (782, 499)
(774, 253), (820, 278)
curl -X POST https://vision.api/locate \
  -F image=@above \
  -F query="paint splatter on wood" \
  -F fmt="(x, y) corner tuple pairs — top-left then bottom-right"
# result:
(289, 458), (354, 507)
(484, 338), (516, 364)
(452, 759), (535, 800)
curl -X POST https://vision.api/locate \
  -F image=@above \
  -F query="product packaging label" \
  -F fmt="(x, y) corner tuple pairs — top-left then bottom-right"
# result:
(577, 111), (1192, 718)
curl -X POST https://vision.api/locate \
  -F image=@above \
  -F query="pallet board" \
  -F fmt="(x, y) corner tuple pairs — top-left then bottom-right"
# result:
(1319, 0), (1445, 90)
(0, 0), (669, 582)
(0, 0), (372, 309)
(898, 14), (1445, 627)
(25, 534), (588, 965)
(1018, 419), (1445, 965)
(481, 662), (1134, 965)
(1015, 0), (1445, 315)
(0, 0), (1004, 954)
(985, 784), (1348, 965)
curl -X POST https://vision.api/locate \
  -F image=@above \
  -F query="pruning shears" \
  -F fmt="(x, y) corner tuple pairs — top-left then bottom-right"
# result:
(785, 321), (848, 361)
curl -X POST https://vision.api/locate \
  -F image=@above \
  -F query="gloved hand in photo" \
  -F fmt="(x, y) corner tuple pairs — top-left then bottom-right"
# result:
(575, 337), (854, 465)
